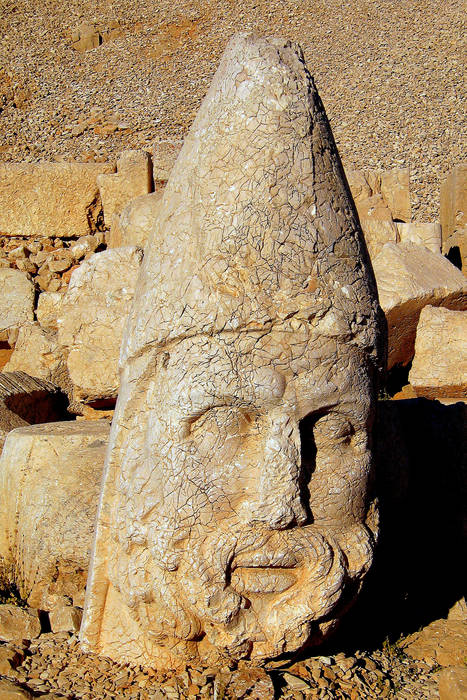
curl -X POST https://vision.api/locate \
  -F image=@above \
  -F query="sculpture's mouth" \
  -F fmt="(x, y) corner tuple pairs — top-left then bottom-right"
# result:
(230, 565), (297, 594)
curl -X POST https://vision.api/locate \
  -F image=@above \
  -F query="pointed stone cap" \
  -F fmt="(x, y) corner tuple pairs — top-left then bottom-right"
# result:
(122, 33), (384, 371)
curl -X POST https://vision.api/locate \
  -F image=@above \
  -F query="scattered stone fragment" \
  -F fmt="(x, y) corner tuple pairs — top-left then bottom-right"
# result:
(57, 247), (143, 405)
(0, 269), (34, 343)
(0, 606), (41, 643)
(49, 605), (82, 634)
(36, 293), (64, 332)
(0, 646), (24, 677)
(373, 242), (467, 368)
(0, 420), (109, 607)
(71, 24), (102, 52)
(409, 306), (467, 399)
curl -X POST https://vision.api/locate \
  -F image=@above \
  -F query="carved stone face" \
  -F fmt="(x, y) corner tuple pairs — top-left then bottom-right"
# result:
(80, 33), (384, 669)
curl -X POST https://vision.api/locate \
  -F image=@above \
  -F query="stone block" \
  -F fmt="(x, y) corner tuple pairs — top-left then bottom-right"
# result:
(360, 219), (398, 260)
(441, 164), (467, 246)
(48, 604), (82, 633)
(409, 306), (467, 398)
(373, 242), (467, 368)
(346, 167), (411, 222)
(152, 140), (183, 182)
(97, 150), (152, 229)
(0, 606), (41, 642)
(0, 678), (33, 699)
(0, 162), (114, 238)
(0, 420), (109, 607)
(0, 269), (34, 343)
(3, 324), (69, 398)
(108, 191), (163, 248)
(396, 222), (442, 254)
(57, 247), (143, 404)
(36, 292), (64, 332)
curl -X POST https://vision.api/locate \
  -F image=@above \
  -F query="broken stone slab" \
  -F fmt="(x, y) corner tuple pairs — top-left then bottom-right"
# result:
(81, 33), (385, 670)
(0, 269), (34, 343)
(97, 150), (152, 230)
(396, 222), (442, 254)
(0, 420), (109, 608)
(373, 242), (467, 368)
(404, 617), (467, 667)
(0, 678), (33, 699)
(3, 324), (71, 406)
(108, 191), (163, 248)
(57, 247), (143, 405)
(441, 164), (466, 247)
(0, 162), (114, 238)
(444, 227), (466, 273)
(409, 306), (467, 399)
(0, 606), (41, 643)
(0, 371), (66, 452)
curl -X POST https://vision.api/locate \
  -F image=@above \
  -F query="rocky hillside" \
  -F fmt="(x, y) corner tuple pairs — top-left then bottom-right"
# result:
(0, 0), (464, 221)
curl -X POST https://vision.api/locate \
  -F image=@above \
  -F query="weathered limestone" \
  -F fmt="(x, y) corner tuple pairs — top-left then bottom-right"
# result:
(360, 219), (398, 259)
(373, 242), (467, 368)
(0, 420), (109, 608)
(346, 167), (411, 222)
(396, 222), (442, 254)
(439, 666), (467, 700)
(0, 371), (65, 451)
(36, 292), (64, 332)
(0, 162), (114, 238)
(81, 34), (385, 670)
(441, 164), (466, 270)
(0, 606), (41, 643)
(0, 269), (34, 343)
(57, 247), (143, 405)
(409, 306), (467, 398)
(3, 324), (69, 395)
(152, 140), (183, 182)
(108, 191), (163, 248)
(97, 150), (152, 230)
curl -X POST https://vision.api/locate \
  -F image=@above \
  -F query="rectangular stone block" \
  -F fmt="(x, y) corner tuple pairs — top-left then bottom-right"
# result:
(0, 161), (115, 238)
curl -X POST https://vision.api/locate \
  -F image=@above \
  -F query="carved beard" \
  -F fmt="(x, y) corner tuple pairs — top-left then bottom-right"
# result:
(129, 517), (376, 661)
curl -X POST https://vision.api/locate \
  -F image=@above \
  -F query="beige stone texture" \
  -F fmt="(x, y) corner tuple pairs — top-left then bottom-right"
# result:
(396, 222), (442, 254)
(3, 324), (69, 398)
(373, 242), (467, 368)
(152, 140), (183, 182)
(360, 219), (398, 260)
(71, 24), (101, 52)
(36, 292), (64, 332)
(57, 247), (143, 404)
(0, 371), (65, 452)
(441, 164), (467, 245)
(404, 617), (467, 667)
(48, 604), (83, 633)
(409, 306), (467, 398)
(444, 226), (466, 273)
(0, 162), (114, 238)
(0, 606), (41, 642)
(0, 269), (34, 343)
(108, 191), (163, 248)
(439, 666), (467, 700)
(97, 150), (152, 229)
(346, 167), (411, 222)
(0, 646), (23, 678)
(81, 34), (385, 670)
(0, 420), (109, 607)
(0, 678), (33, 699)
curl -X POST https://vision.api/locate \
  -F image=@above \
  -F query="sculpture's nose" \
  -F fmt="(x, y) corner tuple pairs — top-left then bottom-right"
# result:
(238, 411), (308, 529)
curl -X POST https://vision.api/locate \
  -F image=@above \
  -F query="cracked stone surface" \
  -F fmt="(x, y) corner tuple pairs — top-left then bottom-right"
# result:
(80, 33), (386, 670)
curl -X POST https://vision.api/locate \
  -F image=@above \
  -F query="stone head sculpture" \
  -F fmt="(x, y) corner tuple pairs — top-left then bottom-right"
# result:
(81, 34), (386, 669)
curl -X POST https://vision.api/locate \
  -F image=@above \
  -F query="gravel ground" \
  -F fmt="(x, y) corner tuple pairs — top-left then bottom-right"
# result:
(0, 0), (465, 221)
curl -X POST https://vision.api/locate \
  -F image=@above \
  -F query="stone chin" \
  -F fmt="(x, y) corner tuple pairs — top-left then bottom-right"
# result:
(129, 519), (376, 663)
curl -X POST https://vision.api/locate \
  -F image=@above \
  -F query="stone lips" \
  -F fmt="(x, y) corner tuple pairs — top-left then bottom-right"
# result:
(81, 33), (386, 669)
